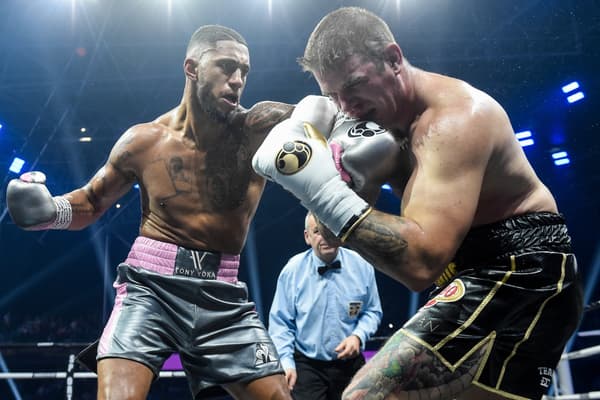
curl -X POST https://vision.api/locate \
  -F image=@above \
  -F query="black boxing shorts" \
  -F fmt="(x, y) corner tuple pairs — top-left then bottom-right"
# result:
(82, 236), (283, 396)
(402, 212), (583, 399)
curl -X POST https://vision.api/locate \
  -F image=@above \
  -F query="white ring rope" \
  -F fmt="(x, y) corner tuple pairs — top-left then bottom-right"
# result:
(0, 371), (186, 379)
(560, 344), (600, 361)
(543, 392), (600, 400)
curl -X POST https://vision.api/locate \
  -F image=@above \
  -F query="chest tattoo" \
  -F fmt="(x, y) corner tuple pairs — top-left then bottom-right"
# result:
(203, 132), (252, 211)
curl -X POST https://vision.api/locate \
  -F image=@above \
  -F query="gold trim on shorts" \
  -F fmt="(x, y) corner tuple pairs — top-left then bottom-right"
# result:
(408, 254), (570, 399)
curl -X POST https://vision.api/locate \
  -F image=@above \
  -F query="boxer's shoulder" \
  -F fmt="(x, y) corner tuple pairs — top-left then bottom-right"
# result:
(107, 122), (168, 176)
(242, 101), (294, 136)
(114, 122), (165, 153)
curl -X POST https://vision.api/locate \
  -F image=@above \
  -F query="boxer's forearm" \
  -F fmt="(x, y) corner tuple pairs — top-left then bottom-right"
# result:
(65, 161), (137, 230)
(60, 188), (105, 230)
(345, 210), (441, 292)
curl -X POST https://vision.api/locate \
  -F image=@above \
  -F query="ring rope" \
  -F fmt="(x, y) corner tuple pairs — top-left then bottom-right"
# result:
(543, 392), (600, 399)
(0, 371), (186, 379)
(560, 344), (600, 361)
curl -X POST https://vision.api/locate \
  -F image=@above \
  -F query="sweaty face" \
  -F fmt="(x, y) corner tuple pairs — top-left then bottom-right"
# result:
(304, 215), (338, 264)
(194, 40), (250, 123)
(316, 55), (399, 129)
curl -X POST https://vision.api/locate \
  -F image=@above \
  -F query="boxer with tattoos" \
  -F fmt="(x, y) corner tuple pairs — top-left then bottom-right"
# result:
(253, 8), (583, 400)
(7, 25), (296, 400)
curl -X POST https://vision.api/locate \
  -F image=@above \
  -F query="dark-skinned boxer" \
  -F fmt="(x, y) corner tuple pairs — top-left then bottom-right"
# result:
(7, 24), (304, 400)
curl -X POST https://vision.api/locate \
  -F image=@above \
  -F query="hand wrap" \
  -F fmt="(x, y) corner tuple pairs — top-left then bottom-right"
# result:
(6, 171), (72, 230)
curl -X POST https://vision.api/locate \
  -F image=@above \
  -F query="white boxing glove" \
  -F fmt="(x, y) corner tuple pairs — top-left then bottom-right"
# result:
(291, 95), (338, 138)
(6, 171), (72, 230)
(329, 113), (401, 195)
(252, 118), (371, 241)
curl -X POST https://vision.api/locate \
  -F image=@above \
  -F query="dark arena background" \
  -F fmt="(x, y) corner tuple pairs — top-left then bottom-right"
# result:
(0, 0), (599, 399)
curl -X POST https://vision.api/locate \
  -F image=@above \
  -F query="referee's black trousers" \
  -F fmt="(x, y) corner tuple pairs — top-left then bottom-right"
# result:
(291, 351), (365, 400)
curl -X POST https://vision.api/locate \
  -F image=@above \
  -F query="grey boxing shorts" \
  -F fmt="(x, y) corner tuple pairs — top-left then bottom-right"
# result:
(78, 236), (283, 396)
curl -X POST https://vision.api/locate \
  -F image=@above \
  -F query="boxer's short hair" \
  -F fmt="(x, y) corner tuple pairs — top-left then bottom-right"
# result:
(299, 7), (395, 75)
(186, 25), (247, 57)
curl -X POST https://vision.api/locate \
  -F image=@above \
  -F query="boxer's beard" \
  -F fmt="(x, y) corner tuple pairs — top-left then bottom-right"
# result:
(198, 81), (229, 124)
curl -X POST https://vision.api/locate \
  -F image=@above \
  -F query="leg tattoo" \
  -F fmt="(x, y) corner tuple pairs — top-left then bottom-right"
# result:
(343, 331), (483, 400)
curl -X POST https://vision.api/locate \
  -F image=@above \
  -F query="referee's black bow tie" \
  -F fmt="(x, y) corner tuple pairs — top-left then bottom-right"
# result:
(318, 260), (341, 275)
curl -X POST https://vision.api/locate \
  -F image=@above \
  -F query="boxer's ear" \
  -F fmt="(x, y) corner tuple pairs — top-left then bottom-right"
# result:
(184, 58), (198, 80)
(384, 44), (403, 72)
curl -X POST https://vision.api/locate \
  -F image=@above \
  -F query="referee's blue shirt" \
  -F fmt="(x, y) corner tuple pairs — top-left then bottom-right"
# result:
(268, 247), (383, 370)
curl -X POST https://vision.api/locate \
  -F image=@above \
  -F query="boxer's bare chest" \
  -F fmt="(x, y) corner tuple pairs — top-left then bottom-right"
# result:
(385, 136), (413, 193)
(140, 130), (259, 213)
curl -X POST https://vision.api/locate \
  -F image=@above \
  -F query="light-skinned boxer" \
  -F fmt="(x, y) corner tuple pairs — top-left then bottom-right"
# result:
(252, 7), (583, 400)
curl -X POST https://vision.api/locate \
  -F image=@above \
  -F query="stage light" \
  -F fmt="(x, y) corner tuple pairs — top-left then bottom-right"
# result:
(554, 158), (570, 166)
(566, 92), (585, 104)
(561, 81), (579, 94)
(515, 130), (532, 140)
(519, 139), (535, 147)
(381, 183), (392, 191)
(552, 151), (568, 159)
(515, 130), (534, 147)
(9, 157), (25, 174)
(552, 151), (570, 166)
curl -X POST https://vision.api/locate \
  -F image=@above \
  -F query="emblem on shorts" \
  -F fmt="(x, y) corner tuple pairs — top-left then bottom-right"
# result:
(538, 367), (554, 388)
(347, 121), (387, 138)
(255, 343), (278, 366)
(348, 301), (363, 317)
(423, 279), (466, 308)
(275, 141), (312, 175)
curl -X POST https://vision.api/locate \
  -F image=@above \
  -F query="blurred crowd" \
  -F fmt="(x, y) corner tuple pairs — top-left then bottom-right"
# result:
(0, 312), (100, 343)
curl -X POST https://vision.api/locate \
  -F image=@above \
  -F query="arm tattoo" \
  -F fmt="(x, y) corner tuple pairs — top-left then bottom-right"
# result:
(349, 216), (409, 268)
(246, 102), (293, 133)
(111, 150), (135, 180)
(74, 173), (107, 216)
(357, 218), (408, 252)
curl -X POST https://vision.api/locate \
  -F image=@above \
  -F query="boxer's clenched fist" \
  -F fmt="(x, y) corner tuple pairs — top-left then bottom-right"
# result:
(7, 171), (72, 230)
(329, 113), (400, 198)
(252, 117), (370, 241)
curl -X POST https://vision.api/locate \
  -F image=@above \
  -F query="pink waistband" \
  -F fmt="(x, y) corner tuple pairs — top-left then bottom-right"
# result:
(124, 236), (240, 283)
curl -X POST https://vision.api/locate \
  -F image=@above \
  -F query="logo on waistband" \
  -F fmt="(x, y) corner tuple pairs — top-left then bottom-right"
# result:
(423, 279), (466, 308)
(174, 248), (219, 279)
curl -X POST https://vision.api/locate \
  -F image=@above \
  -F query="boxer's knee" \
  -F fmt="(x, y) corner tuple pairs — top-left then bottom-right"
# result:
(225, 373), (292, 400)
(97, 358), (153, 400)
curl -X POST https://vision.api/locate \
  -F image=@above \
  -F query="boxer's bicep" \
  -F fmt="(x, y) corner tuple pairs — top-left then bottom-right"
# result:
(64, 130), (138, 226)
(402, 115), (491, 267)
